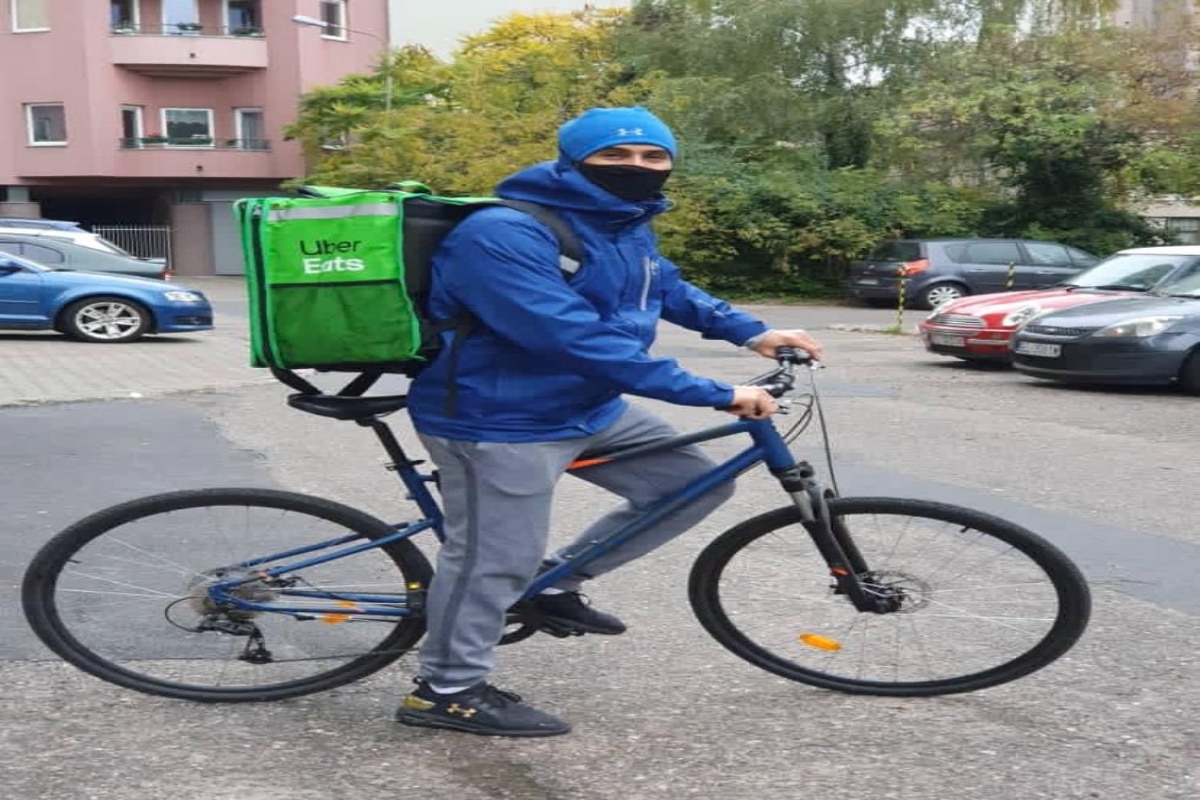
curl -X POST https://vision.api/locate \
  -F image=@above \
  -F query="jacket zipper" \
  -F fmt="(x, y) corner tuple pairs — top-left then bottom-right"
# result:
(639, 256), (653, 311)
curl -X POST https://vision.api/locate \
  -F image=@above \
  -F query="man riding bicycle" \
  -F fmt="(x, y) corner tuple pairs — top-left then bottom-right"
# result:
(397, 106), (824, 737)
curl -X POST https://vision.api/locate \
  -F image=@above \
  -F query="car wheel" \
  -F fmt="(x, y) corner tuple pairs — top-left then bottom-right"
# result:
(919, 283), (968, 310)
(61, 296), (151, 343)
(1179, 349), (1200, 396)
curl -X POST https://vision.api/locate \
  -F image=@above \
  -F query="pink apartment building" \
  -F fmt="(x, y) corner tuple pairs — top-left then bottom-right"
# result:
(0, 0), (388, 275)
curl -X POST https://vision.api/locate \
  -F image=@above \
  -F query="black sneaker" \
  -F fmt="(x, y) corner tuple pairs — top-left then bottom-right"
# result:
(531, 591), (627, 635)
(395, 680), (570, 737)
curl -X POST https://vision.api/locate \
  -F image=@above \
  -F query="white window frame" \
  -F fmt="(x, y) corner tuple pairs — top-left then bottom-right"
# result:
(318, 0), (347, 41)
(25, 103), (67, 146)
(11, 0), (51, 32)
(160, 107), (215, 147)
(110, 0), (140, 31)
(234, 107), (265, 149)
(120, 105), (145, 147)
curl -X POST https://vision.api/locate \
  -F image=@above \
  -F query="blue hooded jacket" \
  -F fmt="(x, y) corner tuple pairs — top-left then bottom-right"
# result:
(406, 158), (768, 442)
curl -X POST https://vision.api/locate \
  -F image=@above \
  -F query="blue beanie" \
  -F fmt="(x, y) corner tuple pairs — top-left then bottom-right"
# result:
(558, 107), (677, 161)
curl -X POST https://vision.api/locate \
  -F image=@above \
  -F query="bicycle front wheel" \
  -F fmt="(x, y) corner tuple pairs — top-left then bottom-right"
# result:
(22, 488), (432, 702)
(689, 497), (1090, 696)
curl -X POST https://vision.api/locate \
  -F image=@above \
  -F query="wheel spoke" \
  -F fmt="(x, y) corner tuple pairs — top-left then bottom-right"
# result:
(24, 490), (431, 701)
(691, 498), (1089, 696)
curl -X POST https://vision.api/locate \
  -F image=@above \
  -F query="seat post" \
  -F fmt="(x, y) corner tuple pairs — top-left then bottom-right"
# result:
(357, 417), (414, 467)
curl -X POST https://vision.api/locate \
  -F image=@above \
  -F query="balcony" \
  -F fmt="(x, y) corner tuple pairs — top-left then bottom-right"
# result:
(109, 24), (268, 78)
(119, 137), (271, 151)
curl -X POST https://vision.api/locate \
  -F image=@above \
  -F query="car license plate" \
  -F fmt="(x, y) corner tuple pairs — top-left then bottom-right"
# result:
(856, 278), (881, 285)
(929, 333), (965, 347)
(1015, 341), (1062, 358)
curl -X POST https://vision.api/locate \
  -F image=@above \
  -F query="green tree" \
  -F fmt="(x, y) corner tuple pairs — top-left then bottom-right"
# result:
(285, 9), (652, 193)
(877, 21), (1199, 252)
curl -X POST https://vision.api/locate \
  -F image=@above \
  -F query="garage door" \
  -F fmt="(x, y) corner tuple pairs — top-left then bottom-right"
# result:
(209, 202), (244, 275)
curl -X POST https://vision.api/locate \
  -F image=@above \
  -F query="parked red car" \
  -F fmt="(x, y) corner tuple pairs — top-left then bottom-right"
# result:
(919, 246), (1200, 362)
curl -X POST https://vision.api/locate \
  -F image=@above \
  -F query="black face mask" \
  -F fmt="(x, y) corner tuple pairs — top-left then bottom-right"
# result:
(576, 163), (672, 202)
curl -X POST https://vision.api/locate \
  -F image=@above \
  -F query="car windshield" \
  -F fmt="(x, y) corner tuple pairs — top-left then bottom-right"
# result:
(36, 232), (137, 259)
(866, 241), (922, 262)
(94, 239), (137, 258)
(1156, 270), (1200, 297)
(1067, 254), (1194, 290)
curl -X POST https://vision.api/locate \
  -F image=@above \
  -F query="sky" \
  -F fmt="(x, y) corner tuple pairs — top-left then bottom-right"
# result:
(387, 1), (631, 58)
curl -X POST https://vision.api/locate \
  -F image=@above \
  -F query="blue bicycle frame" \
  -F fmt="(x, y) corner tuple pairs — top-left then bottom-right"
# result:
(210, 356), (885, 621)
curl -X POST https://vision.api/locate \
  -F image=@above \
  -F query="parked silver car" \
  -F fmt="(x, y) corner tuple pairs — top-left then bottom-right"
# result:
(0, 232), (168, 280)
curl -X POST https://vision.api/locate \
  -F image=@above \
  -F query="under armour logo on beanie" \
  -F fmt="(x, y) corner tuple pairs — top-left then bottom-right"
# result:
(558, 107), (677, 162)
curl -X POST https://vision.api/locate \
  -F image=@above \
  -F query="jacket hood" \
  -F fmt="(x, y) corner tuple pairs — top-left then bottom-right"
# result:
(495, 159), (670, 226)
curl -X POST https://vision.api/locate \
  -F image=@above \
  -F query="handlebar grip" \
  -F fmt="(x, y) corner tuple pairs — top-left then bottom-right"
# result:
(776, 346), (811, 364)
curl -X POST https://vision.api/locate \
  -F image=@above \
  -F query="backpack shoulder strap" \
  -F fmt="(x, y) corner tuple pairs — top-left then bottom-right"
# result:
(494, 199), (585, 277)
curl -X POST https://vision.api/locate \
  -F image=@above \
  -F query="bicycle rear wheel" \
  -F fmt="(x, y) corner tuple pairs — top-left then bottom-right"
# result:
(689, 497), (1090, 696)
(22, 488), (432, 702)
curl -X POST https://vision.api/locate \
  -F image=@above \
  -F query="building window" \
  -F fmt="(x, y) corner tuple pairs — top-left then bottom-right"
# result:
(319, 0), (346, 39)
(161, 108), (214, 146)
(12, 0), (50, 31)
(234, 108), (267, 150)
(120, 106), (144, 148)
(1147, 217), (1200, 245)
(225, 0), (261, 35)
(26, 104), (66, 145)
(110, 0), (138, 31)
(163, 0), (201, 35)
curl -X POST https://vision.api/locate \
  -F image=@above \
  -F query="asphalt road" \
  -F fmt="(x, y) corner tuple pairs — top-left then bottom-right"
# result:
(1, 279), (1196, 800)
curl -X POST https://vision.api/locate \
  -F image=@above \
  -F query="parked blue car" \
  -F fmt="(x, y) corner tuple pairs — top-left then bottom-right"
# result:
(0, 252), (212, 343)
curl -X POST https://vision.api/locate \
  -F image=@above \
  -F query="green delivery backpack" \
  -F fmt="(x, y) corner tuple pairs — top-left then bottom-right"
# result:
(235, 182), (582, 396)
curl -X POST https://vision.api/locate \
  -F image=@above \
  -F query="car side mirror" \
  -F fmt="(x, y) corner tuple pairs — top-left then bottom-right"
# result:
(0, 261), (23, 273)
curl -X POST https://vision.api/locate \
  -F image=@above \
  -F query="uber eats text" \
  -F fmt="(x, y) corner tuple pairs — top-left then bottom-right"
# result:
(299, 239), (365, 273)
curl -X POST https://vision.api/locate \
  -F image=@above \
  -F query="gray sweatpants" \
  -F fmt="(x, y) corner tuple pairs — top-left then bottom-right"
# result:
(415, 403), (735, 687)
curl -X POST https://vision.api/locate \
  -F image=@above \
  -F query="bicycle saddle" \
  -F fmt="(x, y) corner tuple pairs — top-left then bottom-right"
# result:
(286, 393), (409, 420)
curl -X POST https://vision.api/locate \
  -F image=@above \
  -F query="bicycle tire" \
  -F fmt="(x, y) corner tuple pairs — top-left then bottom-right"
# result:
(688, 497), (1090, 697)
(22, 488), (433, 703)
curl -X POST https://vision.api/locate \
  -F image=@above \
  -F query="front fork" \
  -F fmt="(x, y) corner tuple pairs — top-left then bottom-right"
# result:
(770, 462), (895, 613)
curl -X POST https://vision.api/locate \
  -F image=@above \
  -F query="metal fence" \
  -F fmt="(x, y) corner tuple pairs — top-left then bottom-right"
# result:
(92, 225), (172, 261)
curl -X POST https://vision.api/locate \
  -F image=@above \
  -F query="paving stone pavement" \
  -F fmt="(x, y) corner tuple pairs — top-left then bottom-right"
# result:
(0, 278), (271, 407)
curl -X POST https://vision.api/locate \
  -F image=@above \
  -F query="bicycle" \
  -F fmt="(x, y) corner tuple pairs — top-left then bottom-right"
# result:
(21, 349), (1091, 703)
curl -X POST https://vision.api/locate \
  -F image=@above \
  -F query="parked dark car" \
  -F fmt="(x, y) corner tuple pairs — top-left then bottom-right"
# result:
(1010, 270), (1200, 393)
(919, 246), (1200, 362)
(0, 251), (212, 343)
(847, 238), (1101, 310)
(0, 232), (167, 280)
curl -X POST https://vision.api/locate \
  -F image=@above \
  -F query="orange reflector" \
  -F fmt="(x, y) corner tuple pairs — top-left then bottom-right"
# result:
(322, 600), (363, 624)
(799, 633), (842, 651)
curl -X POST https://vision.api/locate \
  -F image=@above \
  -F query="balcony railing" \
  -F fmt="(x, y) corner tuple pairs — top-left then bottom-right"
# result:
(110, 23), (265, 37)
(119, 137), (271, 150)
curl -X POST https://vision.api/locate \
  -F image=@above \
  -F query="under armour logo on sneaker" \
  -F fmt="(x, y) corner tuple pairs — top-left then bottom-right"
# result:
(617, 128), (645, 137)
(447, 703), (478, 718)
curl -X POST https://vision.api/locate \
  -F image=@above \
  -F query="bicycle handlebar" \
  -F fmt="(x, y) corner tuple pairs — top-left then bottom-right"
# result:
(745, 347), (816, 398)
